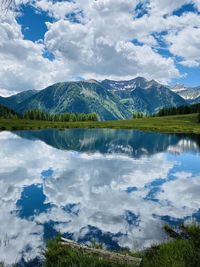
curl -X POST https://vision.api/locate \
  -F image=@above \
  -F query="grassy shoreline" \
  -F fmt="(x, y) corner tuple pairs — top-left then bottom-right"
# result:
(0, 113), (199, 134)
(43, 224), (200, 267)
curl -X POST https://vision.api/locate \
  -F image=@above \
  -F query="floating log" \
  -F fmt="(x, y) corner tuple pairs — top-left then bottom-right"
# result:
(60, 237), (142, 266)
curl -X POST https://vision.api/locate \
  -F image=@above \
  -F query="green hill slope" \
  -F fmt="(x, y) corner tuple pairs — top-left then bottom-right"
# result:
(16, 80), (131, 120)
(0, 104), (19, 118)
(0, 90), (37, 110)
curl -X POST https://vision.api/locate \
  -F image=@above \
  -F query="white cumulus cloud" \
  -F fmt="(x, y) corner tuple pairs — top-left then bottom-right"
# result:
(0, 0), (200, 94)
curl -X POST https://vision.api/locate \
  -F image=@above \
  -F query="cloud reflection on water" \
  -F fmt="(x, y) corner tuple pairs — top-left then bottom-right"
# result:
(0, 129), (199, 265)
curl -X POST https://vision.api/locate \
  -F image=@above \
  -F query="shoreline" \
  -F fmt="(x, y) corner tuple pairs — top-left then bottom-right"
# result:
(0, 113), (199, 134)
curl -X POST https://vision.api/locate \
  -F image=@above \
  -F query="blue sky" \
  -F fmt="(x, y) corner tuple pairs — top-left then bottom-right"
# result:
(0, 0), (200, 95)
(17, 5), (53, 42)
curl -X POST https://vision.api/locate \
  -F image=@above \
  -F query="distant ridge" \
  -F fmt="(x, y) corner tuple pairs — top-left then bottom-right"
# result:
(0, 90), (37, 110)
(172, 84), (200, 103)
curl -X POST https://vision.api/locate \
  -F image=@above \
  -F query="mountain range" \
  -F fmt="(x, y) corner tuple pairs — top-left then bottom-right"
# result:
(0, 77), (199, 120)
(171, 84), (200, 104)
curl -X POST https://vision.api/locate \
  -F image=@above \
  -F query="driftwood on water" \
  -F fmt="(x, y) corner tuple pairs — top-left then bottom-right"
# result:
(60, 237), (142, 266)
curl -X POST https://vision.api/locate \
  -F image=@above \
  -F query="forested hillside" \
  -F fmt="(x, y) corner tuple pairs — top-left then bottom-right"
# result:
(0, 77), (190, 120)
(0, 105), (19, 119)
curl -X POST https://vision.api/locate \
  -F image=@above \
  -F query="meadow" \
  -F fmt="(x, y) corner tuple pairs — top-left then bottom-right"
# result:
(0, 113), (199, 134)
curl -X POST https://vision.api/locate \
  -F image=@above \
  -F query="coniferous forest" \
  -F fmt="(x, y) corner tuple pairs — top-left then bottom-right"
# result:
(23, 109), (98, 122)
(0, 105), (98, 122)
(156, 103), (200, 117)
(0, 104), (19, 119)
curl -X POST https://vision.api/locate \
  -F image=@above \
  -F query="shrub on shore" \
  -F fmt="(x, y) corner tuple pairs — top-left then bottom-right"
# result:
(141, 224), (200, 267)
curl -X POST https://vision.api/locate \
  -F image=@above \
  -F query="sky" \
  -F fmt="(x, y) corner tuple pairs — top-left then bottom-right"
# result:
(0, 0), (200, 96)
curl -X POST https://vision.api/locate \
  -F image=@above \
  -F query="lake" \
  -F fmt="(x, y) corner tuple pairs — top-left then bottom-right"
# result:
(0, 128), (200, 265)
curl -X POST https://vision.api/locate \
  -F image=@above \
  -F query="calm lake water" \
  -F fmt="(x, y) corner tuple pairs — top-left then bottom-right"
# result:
(0, 128), (200, 265)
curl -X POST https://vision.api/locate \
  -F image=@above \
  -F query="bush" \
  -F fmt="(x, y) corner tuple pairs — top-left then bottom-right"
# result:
(141, 224), (200, 267)
(11, 126), (18, 130)
(0, 126), (6, 130)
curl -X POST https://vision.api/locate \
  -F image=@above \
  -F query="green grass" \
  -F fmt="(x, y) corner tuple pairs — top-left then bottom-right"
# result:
(140, 224), (200, 267)
(44, 224), (200, 267)
(0, 113), (199, 134)
(141, 239), (196, 267)
(44, 237), (136, 267)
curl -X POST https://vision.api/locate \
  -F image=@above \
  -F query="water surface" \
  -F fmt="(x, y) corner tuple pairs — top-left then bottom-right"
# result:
(0, 129), (200, 265)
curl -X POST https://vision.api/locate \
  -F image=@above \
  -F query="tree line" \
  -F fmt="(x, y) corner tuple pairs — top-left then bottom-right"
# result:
(156, 103), (200, 117)
(0, 105), (98, 122)
(132, 112), (147, 119)
(0, 104), (19, 119)
(23, 109), (98, 122)
(132, 103), (200, 123)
